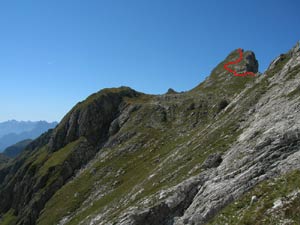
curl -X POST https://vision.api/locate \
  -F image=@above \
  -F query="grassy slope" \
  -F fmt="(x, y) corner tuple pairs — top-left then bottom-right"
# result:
(0, 139), (84, 224)
(4, 49), (297, 225)
(0, 210), (17, 225)
(37, 51), (262, 225)
(1, 47), (298, 225)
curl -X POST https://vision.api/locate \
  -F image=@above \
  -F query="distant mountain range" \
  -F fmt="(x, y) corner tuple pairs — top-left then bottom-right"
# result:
(0, 120), (57, 152)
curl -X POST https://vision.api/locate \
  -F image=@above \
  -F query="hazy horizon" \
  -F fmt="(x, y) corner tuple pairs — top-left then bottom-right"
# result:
(0, 119), (58, 123)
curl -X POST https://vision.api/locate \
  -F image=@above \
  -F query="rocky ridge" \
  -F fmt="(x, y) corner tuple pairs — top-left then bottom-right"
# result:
(0, 43), (299, 225)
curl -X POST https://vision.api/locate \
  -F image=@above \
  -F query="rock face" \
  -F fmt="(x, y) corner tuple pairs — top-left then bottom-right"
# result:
(0, 43), (300, 225)
(243, 51), (259, 73)
(48, 87), (140, 151)
(201, 153), (222, 169)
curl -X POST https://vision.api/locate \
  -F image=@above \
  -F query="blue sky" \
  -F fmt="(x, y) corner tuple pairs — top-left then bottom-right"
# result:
(1, 0), (300, 122)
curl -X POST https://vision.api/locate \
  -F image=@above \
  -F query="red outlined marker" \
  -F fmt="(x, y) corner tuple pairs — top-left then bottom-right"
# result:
(224, 48), (256, 77)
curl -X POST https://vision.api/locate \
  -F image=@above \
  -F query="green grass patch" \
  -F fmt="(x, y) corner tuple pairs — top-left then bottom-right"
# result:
(37, 169), (94, 225)
(0, 210), (17, 225)
(38, 139), (81, 177)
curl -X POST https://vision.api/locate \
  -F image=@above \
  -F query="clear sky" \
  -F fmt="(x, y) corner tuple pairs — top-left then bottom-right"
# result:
(1, 0), (300, 122)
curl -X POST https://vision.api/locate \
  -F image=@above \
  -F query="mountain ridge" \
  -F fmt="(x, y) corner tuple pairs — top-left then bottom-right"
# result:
(2, 139), (33, 158)
(0, 42), (299, 225)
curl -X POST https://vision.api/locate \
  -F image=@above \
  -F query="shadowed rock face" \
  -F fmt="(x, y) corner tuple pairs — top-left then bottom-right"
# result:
(243, 51), (259, 73)
(0, 43), (300, 225)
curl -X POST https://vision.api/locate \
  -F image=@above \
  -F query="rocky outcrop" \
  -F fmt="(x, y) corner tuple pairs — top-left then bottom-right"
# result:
(119, 174), (208, 225)
(49, 87), (140, 151)
(243, 51), (259, 73)
(166, 88), (178, 95)
(201, 153), (222, 169)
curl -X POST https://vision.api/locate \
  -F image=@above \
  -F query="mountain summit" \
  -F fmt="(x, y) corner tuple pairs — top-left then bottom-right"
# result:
(0, 43), (299, 225)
